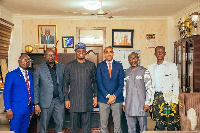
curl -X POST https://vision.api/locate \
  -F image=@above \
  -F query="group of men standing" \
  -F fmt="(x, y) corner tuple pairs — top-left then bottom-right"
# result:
(3, 43), (179, 133)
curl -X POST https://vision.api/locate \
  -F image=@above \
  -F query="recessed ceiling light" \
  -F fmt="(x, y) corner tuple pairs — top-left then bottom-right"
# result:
(82, 1), (101, 10)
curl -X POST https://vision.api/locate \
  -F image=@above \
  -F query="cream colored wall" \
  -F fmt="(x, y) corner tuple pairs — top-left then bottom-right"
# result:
(22, 19), (167, 68)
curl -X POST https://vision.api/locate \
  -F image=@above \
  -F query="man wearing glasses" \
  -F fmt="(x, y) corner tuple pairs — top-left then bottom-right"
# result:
(123, 52), (154, 133)
(4, 54), (34, 133)
(34, 49), (65, 133)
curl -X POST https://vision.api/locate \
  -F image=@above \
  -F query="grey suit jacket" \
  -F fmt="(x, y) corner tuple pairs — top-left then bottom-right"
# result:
(41, 35), (55, 44)
(34, 62), (65, 108)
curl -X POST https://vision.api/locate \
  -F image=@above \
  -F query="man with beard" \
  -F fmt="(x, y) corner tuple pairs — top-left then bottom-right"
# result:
(4, 54), (34, 133)
(34, 49), (65, 133)
(96, 46), (124, 133)
(148, 46), (179, 131)
(123, 52), (154, 133)
(64, 43), (98, 133)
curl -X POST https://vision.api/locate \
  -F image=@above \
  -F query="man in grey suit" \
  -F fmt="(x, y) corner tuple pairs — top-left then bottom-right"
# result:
(64, 43), (98, 133)
(34, 49), (65, 133)
(41, 28), (55, 44)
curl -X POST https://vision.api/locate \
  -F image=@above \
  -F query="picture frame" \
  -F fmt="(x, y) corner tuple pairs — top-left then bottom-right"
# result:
(62, 36), (74, 48)
(38, 25), (57, 48)
(112, 29), (134, 48)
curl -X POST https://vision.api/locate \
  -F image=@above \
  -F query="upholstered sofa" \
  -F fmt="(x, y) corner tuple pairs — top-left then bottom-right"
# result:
(0, 92), (9, 130)
(179, 92), (200, 131)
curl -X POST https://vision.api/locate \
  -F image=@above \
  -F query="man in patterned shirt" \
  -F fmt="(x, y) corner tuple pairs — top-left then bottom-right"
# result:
(64, 43), (98, 133)
(123, 52), (154, 133)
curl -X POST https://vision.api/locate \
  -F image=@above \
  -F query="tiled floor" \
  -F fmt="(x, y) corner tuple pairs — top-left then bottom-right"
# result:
(0, 116), (156, 132)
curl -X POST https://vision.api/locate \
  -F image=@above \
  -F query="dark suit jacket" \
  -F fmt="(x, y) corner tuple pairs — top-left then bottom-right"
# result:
(64, 59), (98, 112)
(41, 35), (55, 44)
(96, 60), (124, 103)
(4, 67), (34, 114)
(33, 62), (65, 108)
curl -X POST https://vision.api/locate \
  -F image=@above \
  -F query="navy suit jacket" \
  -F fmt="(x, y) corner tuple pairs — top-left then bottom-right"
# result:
(3, 67), (34, 114)
(96, 60), (124, 103)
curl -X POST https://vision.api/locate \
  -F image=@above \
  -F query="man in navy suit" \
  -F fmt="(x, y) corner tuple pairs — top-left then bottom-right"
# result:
(3, 54), (34, 133)
(97, 46), (124, 133)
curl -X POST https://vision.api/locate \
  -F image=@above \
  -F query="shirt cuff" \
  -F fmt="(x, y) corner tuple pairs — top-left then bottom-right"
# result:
(106, 94), (110, 98)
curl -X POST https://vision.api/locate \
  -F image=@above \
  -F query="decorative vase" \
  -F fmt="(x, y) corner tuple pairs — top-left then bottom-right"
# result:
(25, 45), (33, 53)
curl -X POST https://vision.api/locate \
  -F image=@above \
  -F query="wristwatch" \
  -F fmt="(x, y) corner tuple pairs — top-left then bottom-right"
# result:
(6, 109), (12, 112)
(34, 105), (39, 107)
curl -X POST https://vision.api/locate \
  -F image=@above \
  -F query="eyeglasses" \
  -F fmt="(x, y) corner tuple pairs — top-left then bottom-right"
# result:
(45, 54), (55, 57)
(128, 57), (138, 60)
(19, 59), (32, 63)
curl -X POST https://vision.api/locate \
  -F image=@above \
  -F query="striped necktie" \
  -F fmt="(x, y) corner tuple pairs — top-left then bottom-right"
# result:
(25, 71), (31, 105)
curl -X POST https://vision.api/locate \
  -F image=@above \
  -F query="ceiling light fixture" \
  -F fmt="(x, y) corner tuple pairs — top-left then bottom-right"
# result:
(82, 1), (101, 10)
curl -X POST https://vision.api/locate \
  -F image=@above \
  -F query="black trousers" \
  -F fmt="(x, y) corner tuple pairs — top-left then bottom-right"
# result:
(70, 112), (92, 133)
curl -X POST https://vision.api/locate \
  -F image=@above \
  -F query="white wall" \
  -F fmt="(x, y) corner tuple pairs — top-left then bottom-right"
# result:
(8, 15), (23, 71)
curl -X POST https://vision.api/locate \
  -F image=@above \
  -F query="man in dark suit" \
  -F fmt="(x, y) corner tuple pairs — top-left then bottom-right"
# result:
(64, 43), (98, 133)
(41, 28), (55, 44)
(34, 49), (65, 133)
(4, 54), (34, 133)
(96, 46), (124, 133)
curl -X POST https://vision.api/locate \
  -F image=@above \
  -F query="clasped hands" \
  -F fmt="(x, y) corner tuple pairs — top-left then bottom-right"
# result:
(107, 95), (116, 104)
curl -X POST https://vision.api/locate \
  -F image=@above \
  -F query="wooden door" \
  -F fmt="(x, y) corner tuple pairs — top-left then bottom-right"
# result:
(85, 45), (103, 66)
(76, 27), (106, 65)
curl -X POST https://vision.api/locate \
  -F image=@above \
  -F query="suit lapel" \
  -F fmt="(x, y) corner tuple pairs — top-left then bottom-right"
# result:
(56, 63), (60, 84)
(42, 62), (53, 84)
(17, 67), (28, 92)
(111, 61), (116, 78)
(102, 60), (110, 78)
(150, 63), (156, 87)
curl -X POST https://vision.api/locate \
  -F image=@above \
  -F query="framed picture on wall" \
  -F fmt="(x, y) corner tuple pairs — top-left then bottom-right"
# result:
(38, 25), (57, 48)
(112, 29), (134, 48)
(62, 36), (74, 48)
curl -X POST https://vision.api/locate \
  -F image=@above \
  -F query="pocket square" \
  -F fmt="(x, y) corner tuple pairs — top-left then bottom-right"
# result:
(136, 76), (142, 79)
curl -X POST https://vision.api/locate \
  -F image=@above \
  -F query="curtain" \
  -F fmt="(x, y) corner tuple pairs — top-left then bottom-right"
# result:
(0, 18), (14, 59)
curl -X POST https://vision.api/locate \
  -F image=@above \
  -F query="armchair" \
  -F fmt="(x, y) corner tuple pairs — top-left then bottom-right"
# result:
(0, 92), (9, 128)
(179, 93), (200, 131)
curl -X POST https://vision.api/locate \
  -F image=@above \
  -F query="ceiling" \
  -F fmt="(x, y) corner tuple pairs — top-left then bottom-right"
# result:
(0, 0), (198, 18)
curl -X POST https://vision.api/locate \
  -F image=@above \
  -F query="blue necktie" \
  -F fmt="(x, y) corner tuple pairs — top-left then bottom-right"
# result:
(46, 37), (49, 44)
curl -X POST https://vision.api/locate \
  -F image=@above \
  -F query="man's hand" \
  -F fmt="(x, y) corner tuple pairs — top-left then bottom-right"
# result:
(35, 105), (41, 116)
(65, 100), (71, 109)
(143, 105), (150, 112)
(93, 97), (97, 107)
(6, 110), (13, 121)
(122, 105), (125, 112)
(107, 95), (116, 104)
